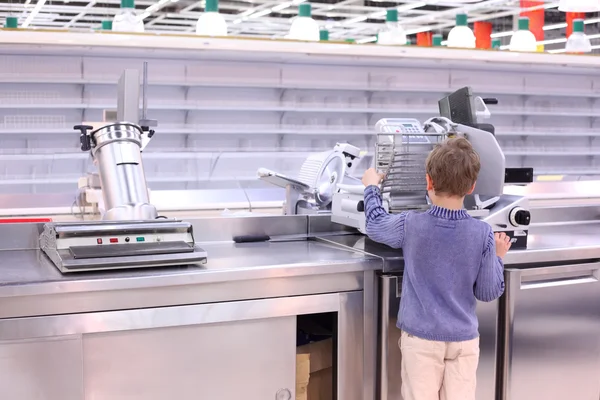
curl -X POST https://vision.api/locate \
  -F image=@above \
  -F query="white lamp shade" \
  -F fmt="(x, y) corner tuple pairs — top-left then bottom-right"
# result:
(566, 32), (592, 52)
(558, 0), (600, 12)
(288, 17), (320, 41)
(196, 12), (227, 36)
(508, 30), (537, 52)
(378, 27), (407, 45)
(113, 10), (145, 32)
(446, 26), (476, 48)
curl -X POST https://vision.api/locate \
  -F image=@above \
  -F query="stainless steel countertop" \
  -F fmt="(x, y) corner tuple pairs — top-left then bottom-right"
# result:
(1, 223), (599, 298)
(318, 224), (600, 272)
(0, 239), (380, 297)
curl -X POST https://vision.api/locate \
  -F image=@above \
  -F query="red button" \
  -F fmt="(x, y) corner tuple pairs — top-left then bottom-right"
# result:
(109, 238), (118, 243)
(97, 238), (103, 244)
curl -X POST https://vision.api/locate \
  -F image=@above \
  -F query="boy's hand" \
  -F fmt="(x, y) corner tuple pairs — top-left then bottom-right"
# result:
(495, 232), (512, 259)
(362, 168), (385, 187)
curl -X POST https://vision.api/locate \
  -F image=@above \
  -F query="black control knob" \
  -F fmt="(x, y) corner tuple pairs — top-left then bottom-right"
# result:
(74, 125), (94, 152)
(357, 200), (364, 212)
(509, 207), (531, 227)
(140, 125), (155, 139)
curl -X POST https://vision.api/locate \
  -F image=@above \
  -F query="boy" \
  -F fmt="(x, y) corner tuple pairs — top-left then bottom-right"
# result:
(361, 137), (510, 400)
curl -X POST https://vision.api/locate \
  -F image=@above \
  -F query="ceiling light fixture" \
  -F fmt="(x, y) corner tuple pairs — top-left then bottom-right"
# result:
(196, 0), (227, 36)
(549, 41), (600, 53)
(542, 32), (600, 52)
(250, 9), (271, 18)
(565, 18), (592, 52)
(287, 3), (319, 41)
(491, 17), (600, 39)
(558, 0), (600, 12)
(344, 15), (368, 25)
(272, 2), (292, 12)
(447, 13), (475, 48)
(113, 0), (145, 32)
(405, 1), (558, 37)
(508, 17), (538, 52)
(377, 9), (407, 45)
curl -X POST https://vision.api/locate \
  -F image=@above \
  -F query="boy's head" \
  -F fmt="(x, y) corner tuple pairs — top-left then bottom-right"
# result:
(425, 136), (480, 198)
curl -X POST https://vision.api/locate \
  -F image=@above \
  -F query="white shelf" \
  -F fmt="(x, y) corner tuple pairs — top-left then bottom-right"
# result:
(0, 151), (313, 161)
(504, 150), (600, 156)
(1, 167), (597, 187)
(0, 148), (597, 162)
(0, 175), (261, 186)
(535, 169), (600, 175)
(0, 103), (598, 118)
(499, 130), (600, 137)
(0, 128), (376, 135)
(1, 78), (599, 100)
(0, 127), (598, 138)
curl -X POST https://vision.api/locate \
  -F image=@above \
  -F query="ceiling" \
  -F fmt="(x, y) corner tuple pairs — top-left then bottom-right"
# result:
(1, 0), (599, 52)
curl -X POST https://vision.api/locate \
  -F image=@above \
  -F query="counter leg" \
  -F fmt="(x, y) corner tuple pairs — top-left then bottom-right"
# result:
(363, 270), (377, 400)
(338, 290), (366, 400)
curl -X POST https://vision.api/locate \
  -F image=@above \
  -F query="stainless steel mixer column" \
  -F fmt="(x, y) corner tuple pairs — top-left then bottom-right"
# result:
(74, 66), (158, 221)
(94, 123), (157, 220)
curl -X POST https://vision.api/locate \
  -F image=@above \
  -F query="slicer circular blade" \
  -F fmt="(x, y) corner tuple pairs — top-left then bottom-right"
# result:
(298, 151), (346, 206)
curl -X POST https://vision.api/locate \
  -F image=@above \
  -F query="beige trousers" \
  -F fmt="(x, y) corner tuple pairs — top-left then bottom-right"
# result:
(399, 331), (480, 400)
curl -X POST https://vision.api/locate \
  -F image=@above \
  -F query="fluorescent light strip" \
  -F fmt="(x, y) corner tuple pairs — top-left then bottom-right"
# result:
(21, 0), (47, 27)
(486, 32), (600, 50)
(272, 2), (292, 12)
(405, 1), (557, 37)
(357, 35), (377, 44)
(138, 0), (180, 20)
(238, 9), (256, 17)
(250, 9), (271, 18)
(343, 5), (410, 27)
(398, 1), (427, 12)
(344, 15), (368, 25)
(491, 17), (600, 39)
(232, 1), (295, 25)
(546, 34), (600, 53)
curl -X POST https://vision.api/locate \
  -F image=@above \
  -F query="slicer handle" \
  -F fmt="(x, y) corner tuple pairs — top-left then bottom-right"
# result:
(336, 183), (365, 195)
(74, 125), (94, 152)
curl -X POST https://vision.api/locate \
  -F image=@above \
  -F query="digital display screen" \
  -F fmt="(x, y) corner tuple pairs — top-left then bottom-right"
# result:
(403, 123), (413, 127)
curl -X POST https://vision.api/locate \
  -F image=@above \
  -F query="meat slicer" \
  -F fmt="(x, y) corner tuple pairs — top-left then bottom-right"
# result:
(258, 143), (362, 215)
(331, 87), (532, 249)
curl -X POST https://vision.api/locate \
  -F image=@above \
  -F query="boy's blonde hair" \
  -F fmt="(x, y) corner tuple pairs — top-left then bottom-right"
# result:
(425, 137), (481, 197)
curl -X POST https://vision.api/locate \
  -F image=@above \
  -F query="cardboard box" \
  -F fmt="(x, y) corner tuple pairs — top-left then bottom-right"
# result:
(296, 353), (310, 400)
(296, 338), (333, 400)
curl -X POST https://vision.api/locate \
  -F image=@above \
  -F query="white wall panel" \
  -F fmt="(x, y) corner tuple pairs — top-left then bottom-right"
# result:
(186, 61), (280, 85)
(282, 65), (368, 88)
(0, 109), (81, 129)
(369, 67), (449, 90)
(524, 73), (593, 94)
(82, 57), (185, 83)
(451, 70), (523, 92)
(189, 87), (280, 107)
(0, 55), (81, 79)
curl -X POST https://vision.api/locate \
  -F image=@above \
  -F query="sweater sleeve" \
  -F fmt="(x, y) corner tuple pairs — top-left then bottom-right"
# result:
(364, 185), (407, 249)
(474, 229), (506, 302)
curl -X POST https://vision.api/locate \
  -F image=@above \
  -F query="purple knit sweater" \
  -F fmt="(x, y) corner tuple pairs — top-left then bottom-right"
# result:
(364, 185), (505, 342)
